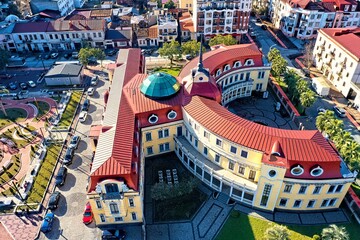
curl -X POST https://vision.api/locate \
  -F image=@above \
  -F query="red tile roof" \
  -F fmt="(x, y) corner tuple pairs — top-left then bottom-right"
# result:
(148, 25), (158, 38)
(179, 44), (263, 79)
(183, 96), (342, 179)
(12, 22), (49, 33)
(47, 19), (105, 32)
(319, 28), (360, 60)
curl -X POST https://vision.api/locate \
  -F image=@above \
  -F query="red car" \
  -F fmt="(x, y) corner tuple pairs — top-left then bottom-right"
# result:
(83, 202), (93, 224)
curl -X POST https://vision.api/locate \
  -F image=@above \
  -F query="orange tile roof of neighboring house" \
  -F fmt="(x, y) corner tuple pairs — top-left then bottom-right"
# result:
(180, 19), (194, 32)
(319, 28), (360, 60)
(148, 25), (158, 38)
(90, 9), (112, 18)
(179, 44), (263, 78)
(183, 96), (342, 179)
(290, 0), (311, 8)
(88, 125), (103, 138)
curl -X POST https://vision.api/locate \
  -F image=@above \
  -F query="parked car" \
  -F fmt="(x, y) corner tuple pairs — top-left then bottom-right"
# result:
(64, 53), (71, 59)
(79, 111), (88, 123)
(8, 82), (17, 90)
(0, 198), (13, 208)
(19, 82), (27, 90)
(106, 49), (117, 56)
(55, 166), (68, 186)
(27, 81), (36, 88)
(72, 52), (79, 59)
(101, 230), (126, 240)
(69, 135), (80, 149)
(43, 54), (50, 60)
(87, 87), (95, 96)
(51, 53), (59, 59)
(63, 148), (75, 165)
(185, 54), (193, 60)
(333, 106), (346, 118)
(40, 212), (55, 233)
(90, 76), (98, 86)
(82, 202), (93, 225)
(48, 191), (61, 210)
(261, 25), (268, 30)
(81, 99), (90, 112)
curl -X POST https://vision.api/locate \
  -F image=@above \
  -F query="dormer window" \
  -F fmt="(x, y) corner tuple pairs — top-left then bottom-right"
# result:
(234, 61), (241, 68)
(291, 165), (304, 176)
(148, 114), (159, 124)
(310, 165), (324, 177)
(167, 110), (177, 120)
(216, 69), (222, 76)
(244, 59), (254, 66)
(224, 64), (231, 71)
(105, 183), (119, 193)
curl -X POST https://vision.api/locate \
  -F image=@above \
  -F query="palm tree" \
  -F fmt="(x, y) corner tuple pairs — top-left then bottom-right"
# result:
(316, 110), (335, 133)
(332, 130), (353, 149)
(300, 90), (316, 112)
(340, 140), (360, 163)
(264, 224), (290, 240)
(321, 224), (349, 240)
(324, 119), (344, 139)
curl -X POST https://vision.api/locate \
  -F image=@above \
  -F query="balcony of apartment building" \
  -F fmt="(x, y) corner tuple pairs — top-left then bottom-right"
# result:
(198, 13), (204, 19)
(159, 29), (177, 36)
(174, 135), (257, 205)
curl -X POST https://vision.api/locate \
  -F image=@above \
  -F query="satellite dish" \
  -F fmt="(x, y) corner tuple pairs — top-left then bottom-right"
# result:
(95, 184), (102, 194)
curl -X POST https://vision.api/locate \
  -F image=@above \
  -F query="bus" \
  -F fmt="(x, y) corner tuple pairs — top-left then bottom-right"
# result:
(6, 56), (26, 68)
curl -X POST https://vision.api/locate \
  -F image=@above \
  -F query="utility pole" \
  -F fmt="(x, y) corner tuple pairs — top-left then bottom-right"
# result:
(0, 98), (7, 117)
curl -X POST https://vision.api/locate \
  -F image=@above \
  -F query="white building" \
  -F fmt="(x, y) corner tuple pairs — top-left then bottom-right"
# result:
(44, 63), (83, 86)
(193, 0), (252, 40)
(314, 27), (360, 109)
(157, 14), (178, 44)
(269, 0), (360, 39)
(30, 0), (75, 17)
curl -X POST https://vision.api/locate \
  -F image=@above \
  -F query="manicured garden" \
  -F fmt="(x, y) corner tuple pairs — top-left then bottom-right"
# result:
(30, 101), (50, 121)
(0, 108), (27, 130)
(0, 154), (21, 185)
(0, 125), (36, 149)
(216, 211), (360, 240)
(58, 91), (82, 127)
(154, 67), (181, 77)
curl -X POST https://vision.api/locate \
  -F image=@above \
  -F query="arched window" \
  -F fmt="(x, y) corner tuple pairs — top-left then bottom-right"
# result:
(224, 64), (231, 71)
(105, 183), (119, 193)
(244, 59), (254, 66)
(234, 61), (241, 68)
(216, 69), (222, 76)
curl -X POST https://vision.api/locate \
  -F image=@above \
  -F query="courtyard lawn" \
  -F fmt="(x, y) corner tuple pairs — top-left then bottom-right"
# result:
(58, 91), (82, 127)
(216, 211), (360, 240)
(0, 126), (36, 149)
(0, 154), (21, 185)
(0, 108), (27, 130)
(155, 67), (181, 77)
(154, 189), (207, 222)
(26, 145), (61, 204)
(31, 101), (50, 121)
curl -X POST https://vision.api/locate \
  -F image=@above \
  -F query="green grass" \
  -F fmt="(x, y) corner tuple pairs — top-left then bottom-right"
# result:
(154, 189), (207, 222)
(30, 101), (50, 121)
(0, 108), (27, 130)
(155, 67), (181, 77)
(0, 127), (35, 149)
(26, 145), (61, 204)
(0, 154), (21, 185)
(58, 91), (82, 127)
(216, 211), (360, 240)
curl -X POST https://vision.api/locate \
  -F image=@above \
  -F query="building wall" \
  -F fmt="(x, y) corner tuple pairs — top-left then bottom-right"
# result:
(180, 0), (193, 11)
(45, 75), (81, 86)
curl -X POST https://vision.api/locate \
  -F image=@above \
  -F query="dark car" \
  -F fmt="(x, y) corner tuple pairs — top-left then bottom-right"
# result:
(256, 18), (262, 23)
(63, 148), (75, 165)
(40, 212), (55, 233)
(55, 166), (68, 186)
(19, 83), (27, 90)
(102, 230), (126, 240)
(81, 99), (90, 112)
(261, 25), (268, 30)
(8, 82), (17, 90)
(64, 53), (71, 59)
(333, 106), (346, 118)
(69, 135), (80, 149)
(48, 191), (61, 210)
(43, 54), (50, 60)
(106, 49), (118, 56)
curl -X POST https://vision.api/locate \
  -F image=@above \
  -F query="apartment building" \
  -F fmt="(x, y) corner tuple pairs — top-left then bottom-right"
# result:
(157, 13), (178, 44)
(193, 0), (252, 40)
(30, 0), (75, 17)
(269, 0), (360, 39)
(314, 27), (360, 109)
(179, 0), (194, 11)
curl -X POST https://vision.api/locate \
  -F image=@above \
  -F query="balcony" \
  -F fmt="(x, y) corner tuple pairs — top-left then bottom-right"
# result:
(100, 192), (124, 200)
(198, 14), (204, 19)
(326, 18), (333, 22)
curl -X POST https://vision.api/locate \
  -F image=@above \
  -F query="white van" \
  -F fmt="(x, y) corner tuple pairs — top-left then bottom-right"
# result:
(79, 111), (88, 123)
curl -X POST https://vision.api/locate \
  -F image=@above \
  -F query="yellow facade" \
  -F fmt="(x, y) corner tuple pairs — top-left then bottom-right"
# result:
(88, 179), (143, 226)
(179, 0), (194, 11)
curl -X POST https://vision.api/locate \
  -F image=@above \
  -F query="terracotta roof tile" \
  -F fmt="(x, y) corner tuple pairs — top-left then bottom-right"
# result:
(47, 19), (105, 32)
(148, 25), (158, 38)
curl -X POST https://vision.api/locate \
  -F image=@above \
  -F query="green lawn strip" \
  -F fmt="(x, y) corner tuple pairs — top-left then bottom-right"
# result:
(155, 67), (181, 77)
(0, 127), (35, 149)
(216, 211), (360, 240)
(0, 154), (21, 185)
(58, 91), (82, 127)
(0, 108), (27, 130)
(26, 145), (61, 204)
(30, 101), (50, 122)
(153, 189), (207, 222)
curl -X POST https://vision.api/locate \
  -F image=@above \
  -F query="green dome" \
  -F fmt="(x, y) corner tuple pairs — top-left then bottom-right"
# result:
(140, 72), (180, 99)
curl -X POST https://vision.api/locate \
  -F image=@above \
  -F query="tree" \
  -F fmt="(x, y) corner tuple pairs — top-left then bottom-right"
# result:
(264, 224), (290, 240)
(0, 49), (10, 70)
(324, 119), (344, 138)
(299, 90), (316, 110)
(332, 130), (353, 150)
(271, 56), (287, 79)
(78, 48), (92, 67)
(316, 110), (335, 133)
(8, 3), (21, 17)
(91, 48), (105, 66)
(267, 48), (281, 62)
(159, 40), (181, 65)
(321, 224), (349, 240)
(303, 41), (315, 71)
(164, 0), (175, 9)
(340, 140), (360, 163)
(209, 35), (237, 47)
(151, 177), (199, 201)
(181, 40), (205, 58)
(252, 0), (268, 16)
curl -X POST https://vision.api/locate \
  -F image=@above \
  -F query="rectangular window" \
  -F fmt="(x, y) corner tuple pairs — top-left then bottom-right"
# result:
(204, 131), (210, 139)
(194, 139), (198, 148)
(96, 200), (102, 208)
(228, 161), (234, 170)
(110, 203), (119, 214)
(238, 166), (245, 175)
(307, 200), (316, 208)
(256, 83), (263, 91)
(293, 200), (302, 208)
(328, 185), (335, 193)
(115, 217), (123, 221)
(165, 143), (170, 151)
(284, 185), (292, 193)
(215, 154), (220, 163)
(313, 186), (321, 194)
(216, 138), (222, 147)
(241, 150), (248, 158)
(230, 146), (237, 154)
(260, 184), (272, 206)
(335, 185), (343, 193)
(129, 198), (135, 207)
(249, 170), (256, 181)
(186, 129), (188, 137)
(299, 186), (307, 194)
(159, 143), (170, 152)
(100, 214), (106, 222)
(158, 129), (169, 138)
(146, 132), (152, 141)
(131, 212), (137, 220)
(159, 144), (164, 152)
(203, 146), (208, 155)
(321, 199), (329, 207)
(190, 134), (193, 142)
(279, 198), (287, 207)
(147, 146), (153, 155)
(329, 198), (337, 206)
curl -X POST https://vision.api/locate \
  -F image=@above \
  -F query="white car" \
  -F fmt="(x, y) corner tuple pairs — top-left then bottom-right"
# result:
(87, 87), (95, 96)
(27, 81), (36, 88)
(79, 111), (88, 123)
(90, 76), (98, 86)
(51, 53), (59, 59)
